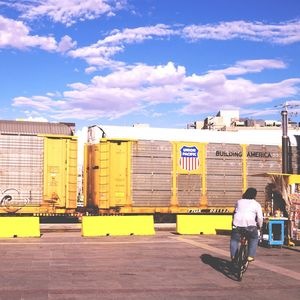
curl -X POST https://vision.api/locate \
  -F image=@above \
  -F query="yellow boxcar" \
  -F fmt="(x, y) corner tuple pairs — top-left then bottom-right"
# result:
(84, 125), (292, 215)
(0, 120), (77, 215)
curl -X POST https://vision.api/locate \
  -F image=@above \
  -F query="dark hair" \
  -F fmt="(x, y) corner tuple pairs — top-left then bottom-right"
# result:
(242, 187), (257, 199)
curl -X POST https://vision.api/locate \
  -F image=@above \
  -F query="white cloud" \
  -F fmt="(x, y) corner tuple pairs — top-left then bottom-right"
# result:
(57, 35), (77, 52)
(0, 15), (76, 52)
(11, 60), (300, 120)
(0, 15), (57, 50)
(12, 62), (185, 119)
(91, 62), (185, 88)
(182, 20), (300, 44)
(68, 24), (175, 69)
(85, 66), (97, 74)
(100, 24), (176, 45)
(2, 1), (300, 46)
(13, 95), (66, 111)
(46, 91), (62, 97)
(208, 59), (287, 76)
(5, 0), (127, 26)
(180, 77), (300, 115)
(68, 43), (124, 69)
(66, 20), (300, 71)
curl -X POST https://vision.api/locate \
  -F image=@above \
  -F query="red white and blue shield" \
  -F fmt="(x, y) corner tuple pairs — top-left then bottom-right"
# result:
(179, 146), (200, 171)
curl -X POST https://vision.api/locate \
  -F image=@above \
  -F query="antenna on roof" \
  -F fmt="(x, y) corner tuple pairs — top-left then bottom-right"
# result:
(274, 101), (300, 113)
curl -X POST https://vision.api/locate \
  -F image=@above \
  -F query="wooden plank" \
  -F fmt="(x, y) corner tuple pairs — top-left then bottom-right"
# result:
(177, 174), (201, 206)
(132, 190), (171, 206)
(132, 174), (171, 190)
(132, 140), (172, 157)
(132, 156), (172, 174)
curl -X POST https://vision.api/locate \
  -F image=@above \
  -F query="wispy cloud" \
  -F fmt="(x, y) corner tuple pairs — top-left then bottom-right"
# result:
(1, 0), (127, 26)
(100, 24), (176, 45)
(85, 66), (98, 74)
(68, 44), (125, 69)
(68, 24), (176, 69)
(13, 95), (66, 111)
(1, 13), (300, 65)
(182, 20), (300, 45)
(208, 59), (287, 76)
(67, 20), (300, 70)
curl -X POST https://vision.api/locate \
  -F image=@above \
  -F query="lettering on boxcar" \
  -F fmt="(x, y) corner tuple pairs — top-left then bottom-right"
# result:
(188, 209), (202, 213)
(215, 151), (272, 158)
(215, 151), (242, 157)
(247, 151), (272, 158)
(188, 208), (230, 213)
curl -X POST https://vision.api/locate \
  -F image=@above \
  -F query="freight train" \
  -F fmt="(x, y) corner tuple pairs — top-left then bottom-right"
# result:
(84, 125), (300, 216)
(1, 120), (300, 218)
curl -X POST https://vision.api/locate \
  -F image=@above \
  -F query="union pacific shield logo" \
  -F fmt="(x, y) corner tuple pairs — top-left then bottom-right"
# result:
(179, 146), (200, 171)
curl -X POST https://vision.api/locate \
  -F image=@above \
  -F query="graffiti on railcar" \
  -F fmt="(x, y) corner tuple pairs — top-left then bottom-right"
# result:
(0, 188), (31, 211)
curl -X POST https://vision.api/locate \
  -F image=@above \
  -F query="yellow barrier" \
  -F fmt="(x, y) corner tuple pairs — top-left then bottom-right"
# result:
(0, 217), (40, 238)
(176, 215), (232, 235)
(82, 215), (155, 236)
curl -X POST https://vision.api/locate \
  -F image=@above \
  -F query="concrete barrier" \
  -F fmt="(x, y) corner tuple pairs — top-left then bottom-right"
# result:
(0, 217), (40, 238)
(176, 215), (232, 234)
(82, 215), (155, 236)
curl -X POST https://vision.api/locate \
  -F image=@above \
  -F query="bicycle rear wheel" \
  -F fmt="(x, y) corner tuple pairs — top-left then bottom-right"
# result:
(237, 244), (248, 281)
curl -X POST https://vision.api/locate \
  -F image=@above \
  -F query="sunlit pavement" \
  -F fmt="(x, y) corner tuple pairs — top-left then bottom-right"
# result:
(0, 230), (299, 300)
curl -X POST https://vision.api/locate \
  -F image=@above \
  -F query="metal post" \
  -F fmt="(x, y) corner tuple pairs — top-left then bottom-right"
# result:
(281, 109), (289, 173)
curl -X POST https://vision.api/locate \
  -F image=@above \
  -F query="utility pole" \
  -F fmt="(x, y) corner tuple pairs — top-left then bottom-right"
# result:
(277, 101), (299, 173)
(281, 104), (289, 174)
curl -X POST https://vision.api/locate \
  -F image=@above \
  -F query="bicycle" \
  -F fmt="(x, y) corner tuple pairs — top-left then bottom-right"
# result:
(233, 228), (249, 281)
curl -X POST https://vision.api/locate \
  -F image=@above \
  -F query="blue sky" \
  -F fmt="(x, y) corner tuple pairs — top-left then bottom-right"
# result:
(1, 0), (300, 130)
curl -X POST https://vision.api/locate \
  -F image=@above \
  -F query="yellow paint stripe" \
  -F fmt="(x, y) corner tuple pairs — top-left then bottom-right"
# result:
(200, 143), (208, 207)
(172, 236), (300, 282)
(170, 142), (177, 208)
(241, 144), (248, 192)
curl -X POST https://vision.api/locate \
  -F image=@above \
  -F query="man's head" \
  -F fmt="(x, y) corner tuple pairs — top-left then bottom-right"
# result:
(243, 187), (257, 199)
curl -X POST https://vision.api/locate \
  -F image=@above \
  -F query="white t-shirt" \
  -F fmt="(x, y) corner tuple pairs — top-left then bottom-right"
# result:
(232, 198), (263, 228)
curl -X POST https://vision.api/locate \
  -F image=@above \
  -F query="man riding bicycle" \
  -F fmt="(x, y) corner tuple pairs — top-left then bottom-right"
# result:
(230, 187), (263, 262)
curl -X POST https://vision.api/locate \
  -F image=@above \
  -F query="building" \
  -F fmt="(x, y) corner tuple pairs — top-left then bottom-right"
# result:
(189, 110), (297, 131)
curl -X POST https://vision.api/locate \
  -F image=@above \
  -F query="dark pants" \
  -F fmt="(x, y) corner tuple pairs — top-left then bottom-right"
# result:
(230, 226), (258, 258)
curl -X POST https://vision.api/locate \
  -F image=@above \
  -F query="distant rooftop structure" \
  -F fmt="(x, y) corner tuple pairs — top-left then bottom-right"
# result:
(187, 121), (204, 129)
(132, 123), (150, 128)
(216, 110), (239, 127)
(188, 109), (298, 131)
(265, 120), (282, 127)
